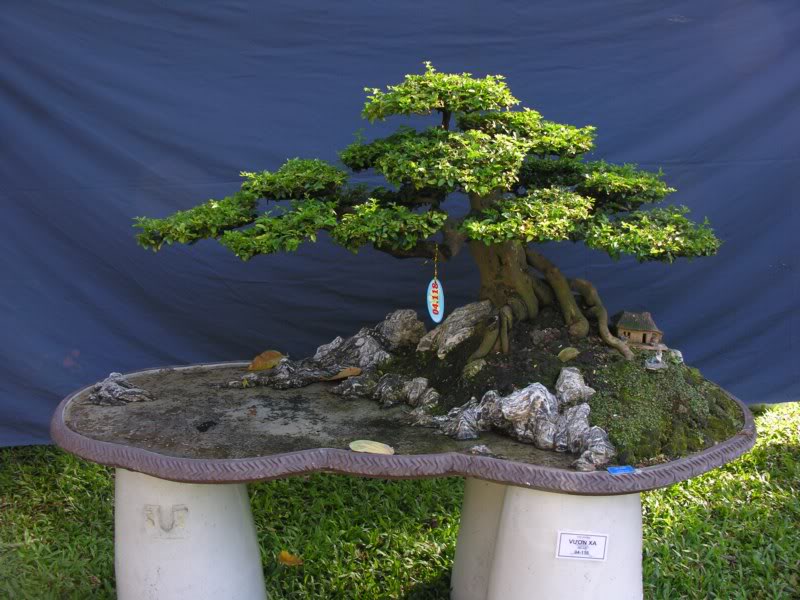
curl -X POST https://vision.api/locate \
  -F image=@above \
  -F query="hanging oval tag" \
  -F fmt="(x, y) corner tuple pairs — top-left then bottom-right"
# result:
(426, 277), (444, 323)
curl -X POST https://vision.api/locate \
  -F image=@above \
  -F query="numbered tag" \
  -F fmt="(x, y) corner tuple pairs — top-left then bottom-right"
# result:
(426, 278), (444, 323)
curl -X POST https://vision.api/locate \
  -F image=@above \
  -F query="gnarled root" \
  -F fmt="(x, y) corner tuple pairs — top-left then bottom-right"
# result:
(525, 249), (590, 338)
(570, 278), (634, 360)
(469, 315), (500, 361)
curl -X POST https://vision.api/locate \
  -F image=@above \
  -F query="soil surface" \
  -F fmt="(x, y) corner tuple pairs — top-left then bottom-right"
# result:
(64, 364), (573, 468)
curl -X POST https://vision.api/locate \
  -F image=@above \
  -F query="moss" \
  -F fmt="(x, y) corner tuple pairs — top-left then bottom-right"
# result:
(587, 355), (743, 465)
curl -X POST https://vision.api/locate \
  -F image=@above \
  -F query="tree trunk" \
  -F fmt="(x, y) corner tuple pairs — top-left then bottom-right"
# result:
(470, 240), (538, 320)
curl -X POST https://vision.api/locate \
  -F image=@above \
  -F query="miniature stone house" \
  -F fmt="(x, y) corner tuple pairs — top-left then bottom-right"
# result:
(613, 311), (663, 347)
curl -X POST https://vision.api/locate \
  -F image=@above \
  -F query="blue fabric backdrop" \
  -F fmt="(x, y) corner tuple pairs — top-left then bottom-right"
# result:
(1, 0), (798, 446)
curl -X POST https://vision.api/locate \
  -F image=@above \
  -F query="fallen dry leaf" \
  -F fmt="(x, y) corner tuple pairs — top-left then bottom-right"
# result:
(349, 439), (395, 455)
(277, 550), (304, 566)
(322, 367), (362, 381)
(248, 350), (284, 371)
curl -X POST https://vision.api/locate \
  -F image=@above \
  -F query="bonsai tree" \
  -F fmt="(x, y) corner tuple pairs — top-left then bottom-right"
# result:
(135, 63), (719, 359)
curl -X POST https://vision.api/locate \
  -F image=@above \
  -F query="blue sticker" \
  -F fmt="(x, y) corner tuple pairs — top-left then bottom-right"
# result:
(607, 465), (637, 475)
(426, 278), (444, 323)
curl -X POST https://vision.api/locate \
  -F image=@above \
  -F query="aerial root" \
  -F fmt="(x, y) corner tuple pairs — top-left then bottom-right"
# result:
(570, 278), (634, 360)
(524, 248), (590, 338)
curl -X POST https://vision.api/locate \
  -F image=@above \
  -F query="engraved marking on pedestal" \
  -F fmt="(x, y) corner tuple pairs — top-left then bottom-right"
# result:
(144, 504), (189, 539)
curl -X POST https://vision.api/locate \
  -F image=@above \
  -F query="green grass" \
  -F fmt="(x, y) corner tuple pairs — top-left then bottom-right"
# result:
(1, 402), (798, 599)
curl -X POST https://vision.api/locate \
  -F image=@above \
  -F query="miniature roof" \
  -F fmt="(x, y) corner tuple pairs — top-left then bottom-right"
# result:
(613, 311), (662, 333)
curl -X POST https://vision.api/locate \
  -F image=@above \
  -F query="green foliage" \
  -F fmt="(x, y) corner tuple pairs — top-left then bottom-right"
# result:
(134, 63), (720, 265)
(373, 128), (535, 196)
(528, 120), (596, 156)
(338, 126), (417, 172)
(331, 199), (448, 251)
(456, 108), (542, 137)
(241, 158), (347, 200)
(459, 112), (595, 157)
(584, 206), (721, 262)
(219, 200), (338, 260)
(134, 190), (258, 250)
(462, 187), (593, 244)
(578, 161), (675, 212)
(362, 62), (518, 122)
(518, 156), (586, 189)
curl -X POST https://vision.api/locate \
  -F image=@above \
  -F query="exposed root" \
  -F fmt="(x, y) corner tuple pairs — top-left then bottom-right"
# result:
(469, 316), (500, 361)
(525, 249), (590, 338)
(507, 244), (539, 319)
(529, 275), (555, 306)
(499, 305), (514, 354)
(507, 296), (527, 322)
(570, 278), (634, 360)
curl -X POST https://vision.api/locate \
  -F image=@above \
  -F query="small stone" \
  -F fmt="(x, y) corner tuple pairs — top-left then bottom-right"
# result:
(87, 373), (154, 405)
(572, 454), (597, 472)
(555, 367), (596, 404)
(468, 445), (493, 456)
(670, 349), (684, 364)
(375, 374), (411, 407)
(462, 359), (487, 379)
(557, 347), (580, 362)
(416, 300), (493, 359)
(580, 426), (616, 468)
(331, 372), (379, 399)
(403, 377), (431, 406)
(534, 419), (557, 450)
(645, 349), (668, 371)
(374, 309), (427, 350)
(442, 401), (482, 440)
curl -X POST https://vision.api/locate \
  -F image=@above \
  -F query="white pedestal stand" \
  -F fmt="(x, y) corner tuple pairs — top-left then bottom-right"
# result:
(452, 478), (643, 600)
(114, 469), (267, 600)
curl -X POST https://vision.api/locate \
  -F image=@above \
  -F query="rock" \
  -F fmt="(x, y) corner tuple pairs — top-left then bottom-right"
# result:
(670, 349), (684, 364)
(468, 444), (493, 456)
(313, 327), (392, 370)
(554, 403), (591, 453)
(374, 309), (427, 350)
(232, 311), (417, 389)
(331, 372), (380, 399)
(416, 300), (493, 359)
(442, 400), (482, 440)
(416, 388), (441, 409)
(463, 383), (559, 445)
(557, 347), (580, 362)
(534, 419), (557, 450)
(555, 367), (596, 404)
(645, 349), (668, 371)
(580, 426), (616, 468)
(572, 454), (596, 472)
(530, 328), (558, 346)
(403, 377), (431, 407)
(375, 374), (411, 407)
(87, 373), (154, 405)
(462, 359), (487, 379)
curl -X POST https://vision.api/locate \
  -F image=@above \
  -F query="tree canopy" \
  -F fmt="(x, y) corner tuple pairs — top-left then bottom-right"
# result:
(135, 62), (720, 265)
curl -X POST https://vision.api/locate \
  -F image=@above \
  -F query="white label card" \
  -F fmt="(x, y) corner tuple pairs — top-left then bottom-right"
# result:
(556, 530), (608, 561)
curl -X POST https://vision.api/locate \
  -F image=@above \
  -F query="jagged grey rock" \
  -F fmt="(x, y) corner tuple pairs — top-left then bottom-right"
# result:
(374, 309), (427, 350)
(442, 399), (482, 440)
(331, 372), (380, 399)
(87, 373), (154, 406)
(468, 444), (494, 456)
(555, 367), (596, 405)
(403, 377), (431, 407)
(554, 403), (592, 453)
(534, 419), (558, 450)
(375, 374), (411, 407)
(229, 310), (422, 389)
(416, 300), (493, 358)
(579, 426), (617, 468)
